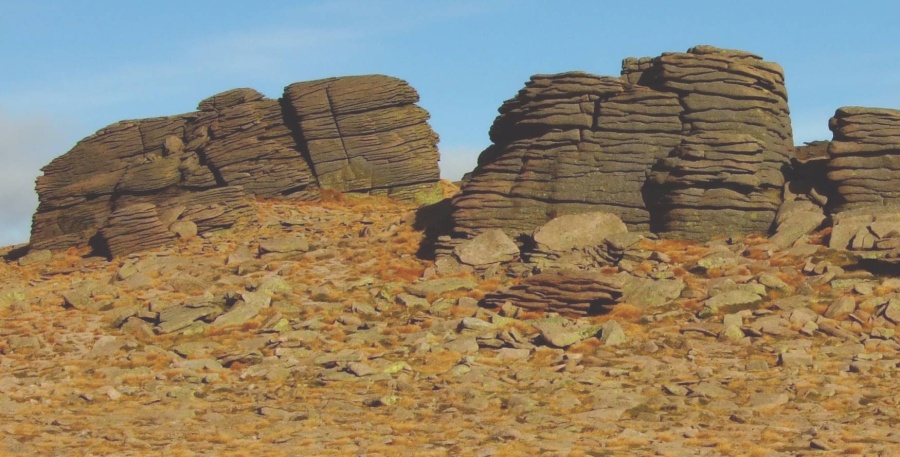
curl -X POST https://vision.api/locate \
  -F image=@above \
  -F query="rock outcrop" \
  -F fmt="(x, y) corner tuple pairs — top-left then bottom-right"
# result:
(284, 76), (441, 202)
(30, 75), (441, 256)
(825, 107), (900, 212)
(451, 46), (793, 242)
(644, 47), (793, 240)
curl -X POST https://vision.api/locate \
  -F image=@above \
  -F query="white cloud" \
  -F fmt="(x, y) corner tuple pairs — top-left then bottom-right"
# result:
(439, 145), (483, 181)
(0, 113), (74, 246)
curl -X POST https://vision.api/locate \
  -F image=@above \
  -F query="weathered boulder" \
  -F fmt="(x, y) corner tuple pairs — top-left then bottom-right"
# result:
(283, 75), (441, 202)
(481, 270), (626, 316)
(452, 229), (520, 267)
(99, 204), (176, 258)
(826, 107), (900, 212)
(451, 46), (793, 243)
(188, 88), (318, 198)
(532, 212), (628, 253)
(29, 75), (441, 256)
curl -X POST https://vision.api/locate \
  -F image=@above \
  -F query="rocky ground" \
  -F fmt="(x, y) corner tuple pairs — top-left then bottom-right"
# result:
(3, 193), (900, 456)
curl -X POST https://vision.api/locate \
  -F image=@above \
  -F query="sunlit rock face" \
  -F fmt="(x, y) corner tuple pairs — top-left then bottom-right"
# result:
(451, 46), (793, 242)
(30, 75), (441, 256)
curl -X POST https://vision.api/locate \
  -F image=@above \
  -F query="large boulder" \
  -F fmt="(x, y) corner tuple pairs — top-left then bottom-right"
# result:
(532, 212), (628, 253)
(30, 75), (441, 256)
(283, 75), (441, 202)
(451, 46), (793, 242)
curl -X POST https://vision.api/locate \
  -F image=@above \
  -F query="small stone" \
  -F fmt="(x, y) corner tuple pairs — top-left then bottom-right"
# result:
(346, 362), (376, 377)
(800, 320), (818, 336)
(621, 277), (684, 308)
(600, 320), (627, 346)
(758, 273), (791, 291)
(871, 327), (895, 339)
(210, 302), (261, 328)
(395, 293), (430, 308)
(169, 220), (198, 239)
(458, 317), (493, 331)
(702, 289), (763, 316)
(61, 282), (98, 310)
(406, 278), (477, 297)
(748, 392), (789, 409)
(853, 282), (876, 295)
(444, 337), (479, 354)
(364, 395), (398, 407)
(719, 324), (745, 342)
(663, 384), (689, 396)
(106, 387), (123, 401)
(258, 236), (309, 255)
(778, 349), (813, 367)
(722, 313), (743, 328)
(8, 335), (41, 350)
(688, 382), (735, 399)
(787, 307), (818, 326)
(746, 360), (769, 372)
(534, 321), (601, 348)
(497, 348), (530, 361)
(884, 298), (900, 324)
(257, 407), (296, 420)
(824, 296), (857, 319)
(810, 439), (831, 451)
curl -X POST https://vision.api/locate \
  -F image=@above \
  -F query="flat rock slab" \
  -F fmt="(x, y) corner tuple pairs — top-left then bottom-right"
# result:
(405, 278), (477, 297)
(258, 237), (309, 254)
(481, 270), (626, 316)
(533, 212), (628, 253)
(453, 229), (520, 267)
(532, 320), (602, 348)
(621, 277), (684, 308)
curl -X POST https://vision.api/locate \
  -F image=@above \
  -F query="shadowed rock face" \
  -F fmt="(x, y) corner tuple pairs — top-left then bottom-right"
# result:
(451, 46), (793, 242)
(30, 75), (440, 256)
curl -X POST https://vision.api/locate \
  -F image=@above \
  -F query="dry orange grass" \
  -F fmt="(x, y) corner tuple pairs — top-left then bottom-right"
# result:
(807, 227), (831, 245)
(439, 178), (460, 198)
(416, 350), (464, 375)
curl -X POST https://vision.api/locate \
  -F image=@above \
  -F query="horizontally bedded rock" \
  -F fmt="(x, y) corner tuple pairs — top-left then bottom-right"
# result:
(29, 75), (441, 256)
(451, 46), (793, 243)
(826, 107), (900, 212)
(283, 75), (441, 202)
(481, 270), (627, 316)
(645, 47), (793, 240)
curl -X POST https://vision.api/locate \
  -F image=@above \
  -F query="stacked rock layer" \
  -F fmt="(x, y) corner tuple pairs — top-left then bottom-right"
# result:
(451, 46), (794, 241)
(826, 107), (900, 212)
(31, 75), (441, 256)
(284, 76), (440, 201)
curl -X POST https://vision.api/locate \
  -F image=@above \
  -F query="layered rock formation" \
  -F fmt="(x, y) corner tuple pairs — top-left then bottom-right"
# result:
(825, 107), (900, 212)
(30, 75), (440, 256)
(284, 76), (440, 201)
(481, 270), (626, 316)
(451, 46), (793, 242)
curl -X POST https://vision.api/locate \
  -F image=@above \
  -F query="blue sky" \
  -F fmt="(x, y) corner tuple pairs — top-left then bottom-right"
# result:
(2, 0), (899, 246)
